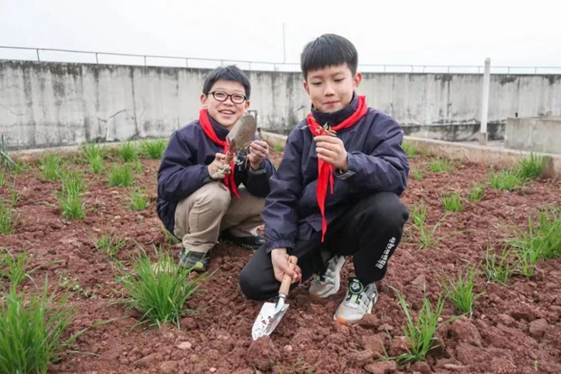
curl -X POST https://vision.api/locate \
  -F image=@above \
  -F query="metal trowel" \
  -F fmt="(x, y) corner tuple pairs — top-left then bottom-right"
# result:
(227, 114), (257, 154)
(251, 256), (298, 340)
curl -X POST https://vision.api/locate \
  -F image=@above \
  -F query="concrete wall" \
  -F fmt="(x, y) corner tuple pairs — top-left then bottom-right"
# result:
(1, 60), (561, 150)
(506, 116), (561, 154)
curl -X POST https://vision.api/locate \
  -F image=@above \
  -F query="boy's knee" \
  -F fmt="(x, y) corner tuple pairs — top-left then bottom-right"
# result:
(194, 182), (231, 212)
(239, 265), (269, 301)
(364, 193), (409, 229)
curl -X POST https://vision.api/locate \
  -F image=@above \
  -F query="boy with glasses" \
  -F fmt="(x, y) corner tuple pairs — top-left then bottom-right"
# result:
(240, 34), (409, 324)
(157, 65), (274, 272)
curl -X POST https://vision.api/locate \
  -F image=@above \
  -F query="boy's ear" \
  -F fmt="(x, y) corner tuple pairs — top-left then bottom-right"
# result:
(303, 80), (310, 95)
(200, 93), (208, 107)
(353, 72), (363, 88)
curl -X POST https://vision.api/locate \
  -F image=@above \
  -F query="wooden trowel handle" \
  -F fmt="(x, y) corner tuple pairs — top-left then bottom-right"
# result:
(279, 256), (298, 296)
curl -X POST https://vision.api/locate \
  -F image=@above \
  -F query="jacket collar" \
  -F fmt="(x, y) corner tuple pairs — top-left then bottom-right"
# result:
(311, 93), (358, 127)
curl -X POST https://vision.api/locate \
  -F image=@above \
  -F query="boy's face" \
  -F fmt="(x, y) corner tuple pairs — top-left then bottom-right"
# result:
(303, 64), (362, 114)
(200, 80), (249, 129)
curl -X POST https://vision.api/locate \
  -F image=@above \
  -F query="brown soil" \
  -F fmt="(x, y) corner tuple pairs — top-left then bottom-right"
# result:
(1, 150), (561, 373)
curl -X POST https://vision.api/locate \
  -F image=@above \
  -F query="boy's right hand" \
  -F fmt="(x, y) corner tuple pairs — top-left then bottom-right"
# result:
(208, 153), (231, 180)
(271, 249), (301, 284)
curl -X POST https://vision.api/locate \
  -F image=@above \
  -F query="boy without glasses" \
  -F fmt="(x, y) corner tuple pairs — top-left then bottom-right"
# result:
(157, 65), (274, 272)
(240, 34), (409, 323)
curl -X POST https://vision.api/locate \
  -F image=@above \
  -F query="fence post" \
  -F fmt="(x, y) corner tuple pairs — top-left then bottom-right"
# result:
(144, 56), (147, 66)
(95, 53), (99, 64)
(36, 49), (40, 62)
(479, 57), (491, 145)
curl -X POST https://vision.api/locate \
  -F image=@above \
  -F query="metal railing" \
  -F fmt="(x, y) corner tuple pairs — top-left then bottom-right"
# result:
(1, 45), (560, 74)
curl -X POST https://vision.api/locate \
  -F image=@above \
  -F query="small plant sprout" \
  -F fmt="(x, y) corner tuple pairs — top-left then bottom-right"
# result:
(429, 158), (452, 173)
(0, 285), (73, 374)
(96, 234), (127, 258)
(122, 252), (202, 327)
(441, 192), (463, 212)
(39, 154), (62, 181)
(411, 169), (425, 181)
(468, 184), (485, 202)
(516, 153), (545, 180)
(108, 164), (133, 187)
(58, 171), (86, 220)
(0, 250), (28, 289)
(445, 268), (477, 316)
(410, 204), (428, 227)
(483, 247), (513, 284)
(119, 142), (138, 162)
(0, 170), (5, 187)
(130, 189), (149, 211)
(489, 170), (523, 191)
(510, 209), (561, 261)
(394, 292), (445, 364)
(402, 141), (418, 158)
(0, 200), (14, 234)
(82, 144), (105, 174)
(141, 139), (167, 160)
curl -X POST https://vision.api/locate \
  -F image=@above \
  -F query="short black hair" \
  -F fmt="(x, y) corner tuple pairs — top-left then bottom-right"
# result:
(300, 34), (358, 78)
(202, 65), (251, 99)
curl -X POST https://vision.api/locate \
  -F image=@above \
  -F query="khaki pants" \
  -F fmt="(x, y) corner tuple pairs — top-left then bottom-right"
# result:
(173, 182), (265, 254)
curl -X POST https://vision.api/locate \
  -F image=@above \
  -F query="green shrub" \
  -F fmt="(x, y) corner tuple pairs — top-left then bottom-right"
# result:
(468, 184), (485, 202)
(441, 192), (463, 212)
(108, 164), (133, 187)
(39, 154), (62, 181)
(489, 170), (523, 191)
(122, 253), (201, 327)
(141, 139), (167, 160)
(516, 153), (545, 180)
(395, 292), (444, 364)
(96, 234), (126, 258)
(445, 268), (477, 315)
(0, 287), (73, 374)
(429, 158), (452, 173)
(119, 142), (138, 162)
(130, 190), (149, 211)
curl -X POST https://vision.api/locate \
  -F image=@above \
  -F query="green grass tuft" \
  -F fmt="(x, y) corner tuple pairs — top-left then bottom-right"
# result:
(140, 139), (167, 160)
(0, 200), (14, 235)
(122, 252), (202, 327)
(441, 192), (463, 212)
(96, 234), (126, 258)
(108, 164), (133, 187)
(429, 158), (452, 173)
(516, 153), (545, 180)
(445, 268), (477, 315)
(39, 154), (62, 181)
(489, 170), (523, 191)
(467, 184), (485, 202)
(119, 142), (138, 162)
(130, 190), (149, 211)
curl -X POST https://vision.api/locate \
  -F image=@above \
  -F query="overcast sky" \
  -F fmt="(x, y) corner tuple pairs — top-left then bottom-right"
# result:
(1, 0), (560, 68)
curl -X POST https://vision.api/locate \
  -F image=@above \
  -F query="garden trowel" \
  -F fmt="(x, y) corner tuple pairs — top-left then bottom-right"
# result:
(226, 114), (257, 155)
(251, 256), (298, 340)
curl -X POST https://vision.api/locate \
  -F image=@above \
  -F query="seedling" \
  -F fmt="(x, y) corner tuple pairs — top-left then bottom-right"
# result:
(429, 158), (452, 173)
(122, 252), (202, 327)
(108, 164), (133, 187)
(441, 192), (463, 212)
(0, 200), (13, 234)
(445, 268), (477, 315)
(58, 171), (86, 220)
(82, 144), (105, 174)
(0, 286), (73, 374)
(96, 234), (127, 258)
(483, 248), (513, 284)
(0, 250), (28, 289)
(119, 142), (138, 162)
(130, 190), (149, 211)
(510, 209), (561, 261)
(402, 142), (418, 158)
(516, 153), (545, 180)
(410, 204), (428, 227)
(467, 184), (485, 202)
(411, 169), (425, 181)
(489, 170), (523, 191)
(0, 171), (4, 187)
(141, 139), (167, 159)
(39, 154), (62, 181)
(394, 292), (445, 364)
(273, 143), (285, 153)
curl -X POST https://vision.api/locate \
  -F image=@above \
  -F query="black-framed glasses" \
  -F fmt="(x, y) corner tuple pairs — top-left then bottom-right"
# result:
(209, 91), (247, 104)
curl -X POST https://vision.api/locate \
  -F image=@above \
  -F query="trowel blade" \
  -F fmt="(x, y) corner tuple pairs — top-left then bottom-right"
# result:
(251, 301), (289, 341)
(226, 114), (257, 153)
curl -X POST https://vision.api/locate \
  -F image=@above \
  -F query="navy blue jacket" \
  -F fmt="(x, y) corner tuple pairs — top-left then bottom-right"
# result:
(157, 116), (274, 233)
(263, 95), (409, 252)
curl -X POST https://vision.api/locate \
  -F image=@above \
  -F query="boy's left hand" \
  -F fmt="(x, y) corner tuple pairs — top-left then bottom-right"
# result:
(247, 140), (270, 170)
(314, 135), (348, 171)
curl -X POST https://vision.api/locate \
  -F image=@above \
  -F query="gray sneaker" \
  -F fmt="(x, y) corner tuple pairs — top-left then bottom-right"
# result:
(334, 277), (378, 324)
(309, 255), (345, 298)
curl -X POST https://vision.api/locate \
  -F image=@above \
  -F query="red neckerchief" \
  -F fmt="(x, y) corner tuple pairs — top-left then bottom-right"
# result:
(199, 109), (239, 198)
(306, 96), (368, 241)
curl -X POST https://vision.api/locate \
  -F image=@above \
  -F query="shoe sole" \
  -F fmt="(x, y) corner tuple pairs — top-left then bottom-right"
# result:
(309, 256), (346, 299)
(333, 292), (378, 325)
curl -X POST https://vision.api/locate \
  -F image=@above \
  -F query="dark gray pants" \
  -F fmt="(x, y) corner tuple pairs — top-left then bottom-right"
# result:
(239, 192), (409, 300)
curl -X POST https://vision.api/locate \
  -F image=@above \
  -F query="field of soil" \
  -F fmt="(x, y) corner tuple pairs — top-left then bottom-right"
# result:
(1, 148), (561, 373)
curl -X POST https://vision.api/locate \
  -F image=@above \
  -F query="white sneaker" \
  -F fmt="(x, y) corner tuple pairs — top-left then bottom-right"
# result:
(334, 277), (378, 324)
(309, 255), (345, 298)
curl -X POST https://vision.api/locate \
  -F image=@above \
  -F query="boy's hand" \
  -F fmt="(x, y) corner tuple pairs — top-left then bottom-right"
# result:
(208, 153), (231, 180)
(271, 248), (301, 284)
(314, 135), (348, 171)
(247, 140), (270, 170)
